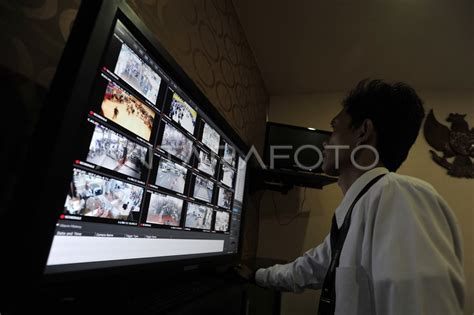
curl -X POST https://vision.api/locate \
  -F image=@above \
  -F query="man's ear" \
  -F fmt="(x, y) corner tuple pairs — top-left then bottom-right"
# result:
(356, 119), (375, 145)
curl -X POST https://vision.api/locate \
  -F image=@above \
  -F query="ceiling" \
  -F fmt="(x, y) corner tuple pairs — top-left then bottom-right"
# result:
(233, 0), (474, 95)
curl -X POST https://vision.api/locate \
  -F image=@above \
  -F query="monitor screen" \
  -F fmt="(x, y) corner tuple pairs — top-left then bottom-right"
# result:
(201, 122), (221, 154)
(44, 18), (247, 274)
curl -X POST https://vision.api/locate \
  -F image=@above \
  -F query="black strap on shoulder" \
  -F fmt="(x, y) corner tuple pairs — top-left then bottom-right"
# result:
(318, 173), (386, 315)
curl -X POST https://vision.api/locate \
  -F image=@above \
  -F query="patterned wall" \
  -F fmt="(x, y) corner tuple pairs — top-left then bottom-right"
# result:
(0, 0), (268, 259)
(0, 0), (80, 130)
(126, 0), (268, 151)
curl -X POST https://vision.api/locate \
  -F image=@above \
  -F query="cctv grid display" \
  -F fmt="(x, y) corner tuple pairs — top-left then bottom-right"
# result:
(48, 20), (243, 268)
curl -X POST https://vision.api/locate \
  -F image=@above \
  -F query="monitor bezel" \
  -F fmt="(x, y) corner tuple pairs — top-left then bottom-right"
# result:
(24, 0), (250, 285)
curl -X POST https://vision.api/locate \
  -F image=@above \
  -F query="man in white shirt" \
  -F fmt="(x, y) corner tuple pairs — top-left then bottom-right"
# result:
(238, 79), (465, 314)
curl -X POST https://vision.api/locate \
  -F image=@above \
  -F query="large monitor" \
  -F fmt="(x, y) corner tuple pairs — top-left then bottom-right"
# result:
(22, 1), (249, 277)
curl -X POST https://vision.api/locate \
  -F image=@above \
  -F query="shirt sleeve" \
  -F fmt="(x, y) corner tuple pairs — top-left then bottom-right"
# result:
(254, 234), (332, 292)
(370, 180), (465, 315)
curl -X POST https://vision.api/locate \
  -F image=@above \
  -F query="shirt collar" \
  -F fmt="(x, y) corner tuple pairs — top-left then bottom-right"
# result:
(334, 167), (389, 228)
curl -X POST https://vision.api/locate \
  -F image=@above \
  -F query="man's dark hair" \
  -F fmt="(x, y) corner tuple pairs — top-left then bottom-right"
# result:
(343, 79), (425, 172)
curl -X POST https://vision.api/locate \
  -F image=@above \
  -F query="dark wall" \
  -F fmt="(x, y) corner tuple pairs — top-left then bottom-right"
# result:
(0, 0), (81, 213)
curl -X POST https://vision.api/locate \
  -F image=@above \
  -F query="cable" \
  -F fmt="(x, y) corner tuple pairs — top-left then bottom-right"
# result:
(272, 187), (307, 226)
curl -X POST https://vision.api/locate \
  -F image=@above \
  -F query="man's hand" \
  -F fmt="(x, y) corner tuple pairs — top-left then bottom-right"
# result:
(233, 264), (256, 284)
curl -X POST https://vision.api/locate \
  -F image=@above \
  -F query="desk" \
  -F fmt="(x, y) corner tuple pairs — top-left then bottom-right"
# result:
(34, 258), (286, 315)
(132, 257), (286, 315)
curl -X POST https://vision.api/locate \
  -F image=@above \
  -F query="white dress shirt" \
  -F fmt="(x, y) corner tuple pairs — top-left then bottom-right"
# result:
(255, 167), (465, 315)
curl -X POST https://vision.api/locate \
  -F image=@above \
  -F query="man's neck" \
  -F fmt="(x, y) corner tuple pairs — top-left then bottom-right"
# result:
(337, 163), (385, 195)
(337, 168), (365, 195)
